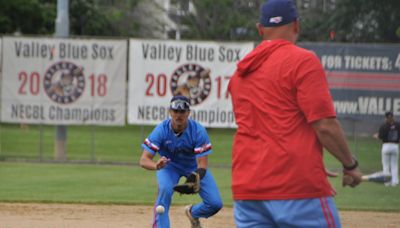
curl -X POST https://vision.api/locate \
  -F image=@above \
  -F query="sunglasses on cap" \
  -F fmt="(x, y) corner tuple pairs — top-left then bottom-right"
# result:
(170, 99), (190, 111)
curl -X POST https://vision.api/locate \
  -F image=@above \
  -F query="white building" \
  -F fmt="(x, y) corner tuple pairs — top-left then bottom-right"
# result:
(134, 0), (194, 39)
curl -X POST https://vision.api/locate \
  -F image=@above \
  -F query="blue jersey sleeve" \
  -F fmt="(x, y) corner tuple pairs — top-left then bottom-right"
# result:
(141, 123), (165, 155)
(194, 124), (213, 158)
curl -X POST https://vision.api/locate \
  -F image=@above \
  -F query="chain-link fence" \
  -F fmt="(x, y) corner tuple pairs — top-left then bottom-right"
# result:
(0, 123), (153, 165)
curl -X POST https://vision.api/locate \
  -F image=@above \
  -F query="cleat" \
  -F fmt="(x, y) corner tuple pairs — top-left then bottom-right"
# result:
(185, 205), (202, 228)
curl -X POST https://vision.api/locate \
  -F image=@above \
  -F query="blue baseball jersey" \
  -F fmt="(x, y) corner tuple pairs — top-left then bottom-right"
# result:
(141, 118), (212, 172)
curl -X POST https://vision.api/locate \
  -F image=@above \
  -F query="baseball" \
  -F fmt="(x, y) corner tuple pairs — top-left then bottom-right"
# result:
(156, 205), (165, 214)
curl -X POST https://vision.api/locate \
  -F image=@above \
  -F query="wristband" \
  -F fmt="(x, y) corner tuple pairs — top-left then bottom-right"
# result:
(343, 157), (358, 171)
(196, 168), (207, 179)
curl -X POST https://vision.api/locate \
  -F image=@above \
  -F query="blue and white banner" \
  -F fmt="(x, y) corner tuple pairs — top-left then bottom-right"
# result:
(0, 36), (127, 125)
(301, 42), (400, 121)
(128, 39), (253, 128)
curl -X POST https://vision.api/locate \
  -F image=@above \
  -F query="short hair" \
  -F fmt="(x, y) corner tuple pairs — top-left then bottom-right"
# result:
(385, 111), (393, 118)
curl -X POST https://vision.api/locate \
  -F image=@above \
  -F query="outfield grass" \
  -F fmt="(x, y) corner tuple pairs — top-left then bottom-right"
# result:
(0, 124), (151, 162)
(1, 162), (399, 211)
(1, 123), (399, 211)
(0, 123), (384, 170)
(0, 124), (234, 165)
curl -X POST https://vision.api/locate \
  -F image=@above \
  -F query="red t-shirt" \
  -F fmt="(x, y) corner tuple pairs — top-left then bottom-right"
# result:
(228, 40), (336, 200)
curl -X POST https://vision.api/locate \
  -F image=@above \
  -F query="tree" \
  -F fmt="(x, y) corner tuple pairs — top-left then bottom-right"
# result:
(0, 0), (55, 34)
(69, 0), (114, 36)
(0, 0), (141, 37)
(70, 0), (141, 36)
(178, 0), (263, 41)
(1, 0), (399, 43)
(300, 0), (400, 43)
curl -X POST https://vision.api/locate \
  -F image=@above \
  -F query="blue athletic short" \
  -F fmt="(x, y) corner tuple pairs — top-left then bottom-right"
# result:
(234, 197), (341, 228)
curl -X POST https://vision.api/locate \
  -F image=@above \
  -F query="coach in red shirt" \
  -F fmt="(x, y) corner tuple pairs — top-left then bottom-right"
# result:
(228, 0), (362, 227)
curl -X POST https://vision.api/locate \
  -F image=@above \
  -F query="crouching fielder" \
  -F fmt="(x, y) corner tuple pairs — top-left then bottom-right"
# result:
(139, 95), (222, 228)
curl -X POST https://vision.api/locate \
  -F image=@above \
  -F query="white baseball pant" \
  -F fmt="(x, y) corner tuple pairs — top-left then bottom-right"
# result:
(381, 142), (399, 186)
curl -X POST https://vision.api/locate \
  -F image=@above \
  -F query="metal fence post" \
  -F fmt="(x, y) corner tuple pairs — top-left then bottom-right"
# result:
(39, 124), (44, 161)
(54, 0), (69, 162)
(91, 125), (96, 162)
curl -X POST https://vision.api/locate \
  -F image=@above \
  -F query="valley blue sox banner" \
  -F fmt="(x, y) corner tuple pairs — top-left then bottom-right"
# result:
(0, 36), (127, 125)
(128, 39), (253, 128)
(301, 43), (400, 121)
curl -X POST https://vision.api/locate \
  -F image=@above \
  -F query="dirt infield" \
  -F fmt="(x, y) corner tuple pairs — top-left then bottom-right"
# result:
(0, 203), (399, 228)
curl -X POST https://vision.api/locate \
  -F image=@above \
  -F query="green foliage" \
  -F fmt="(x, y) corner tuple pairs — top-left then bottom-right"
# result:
(0, 0), (398, 42)
(0, 0), (140, 36)
(70, 0), (109, 35)
(0, 0), (55, 34)
(300, 0), (400, 43)
(179, 0), (263, 41)
(298, 7), (331, 42)
(70, 0), (141, 36)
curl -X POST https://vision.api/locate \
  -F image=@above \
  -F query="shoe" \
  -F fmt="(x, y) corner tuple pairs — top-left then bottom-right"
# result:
(185, 205), (202, 228)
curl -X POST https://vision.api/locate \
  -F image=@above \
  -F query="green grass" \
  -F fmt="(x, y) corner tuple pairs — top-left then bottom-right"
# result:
(0, 162), (232, 206)
(0, 124), (153, 162)
(1, 162), (399, 211)
(0, 123), (399, 211)
(0, 124), (233, 164)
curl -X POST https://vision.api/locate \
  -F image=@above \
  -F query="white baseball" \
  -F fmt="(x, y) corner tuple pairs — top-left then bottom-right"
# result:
(156, 205), (165, 214)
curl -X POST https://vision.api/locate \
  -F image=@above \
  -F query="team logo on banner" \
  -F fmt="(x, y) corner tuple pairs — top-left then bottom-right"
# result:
(170, 63), (212, 106)
(43, 62), (85, 104)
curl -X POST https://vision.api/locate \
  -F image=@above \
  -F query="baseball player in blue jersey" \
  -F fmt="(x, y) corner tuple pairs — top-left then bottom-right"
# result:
(139, 95), (223, 228)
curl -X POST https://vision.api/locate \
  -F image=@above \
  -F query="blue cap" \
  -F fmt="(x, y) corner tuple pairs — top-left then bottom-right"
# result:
(170, 95), (190, 111)
(260, 0), (298, 27)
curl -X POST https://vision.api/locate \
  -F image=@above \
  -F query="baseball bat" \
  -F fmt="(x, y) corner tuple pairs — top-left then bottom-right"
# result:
(343, 172), (391, 186)
(361, 172), (391, 184)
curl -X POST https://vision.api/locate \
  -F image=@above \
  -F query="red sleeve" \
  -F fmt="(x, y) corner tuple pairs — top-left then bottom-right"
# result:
(295, 53), (336, 123)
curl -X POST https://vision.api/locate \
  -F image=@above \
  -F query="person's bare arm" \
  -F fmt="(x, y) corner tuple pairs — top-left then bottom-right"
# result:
(312, 118), (362, 187)
(139, 150), (170, 170)
(197, 155), (208, 169)
(325, 168), (338, 178)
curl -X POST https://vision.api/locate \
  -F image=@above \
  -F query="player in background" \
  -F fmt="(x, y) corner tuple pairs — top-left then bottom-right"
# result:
(139, 95), (222, 228)
(228, 0), (362, 227)
(373, 111), (400, 187)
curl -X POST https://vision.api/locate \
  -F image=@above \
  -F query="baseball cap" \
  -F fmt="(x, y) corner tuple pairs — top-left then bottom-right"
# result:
(260, 0), (298, 27)
(170, 95), (190, 111)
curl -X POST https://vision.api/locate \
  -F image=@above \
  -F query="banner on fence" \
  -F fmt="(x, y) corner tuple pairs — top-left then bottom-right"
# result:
(301, 43), (400, 121)
(0, 36), (127, 125)
(128, 39), (253, 128)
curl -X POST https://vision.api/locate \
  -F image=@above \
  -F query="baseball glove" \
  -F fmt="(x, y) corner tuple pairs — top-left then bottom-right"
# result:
(173, 172), (200, 194)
